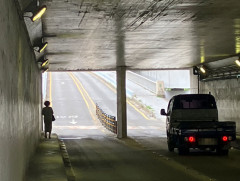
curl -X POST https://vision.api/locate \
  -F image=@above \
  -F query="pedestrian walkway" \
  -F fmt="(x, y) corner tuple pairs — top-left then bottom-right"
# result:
(25, 133), (68, 181)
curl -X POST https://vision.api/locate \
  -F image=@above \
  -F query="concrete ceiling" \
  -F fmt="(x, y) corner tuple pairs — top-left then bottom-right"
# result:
(41, 0), (240, 71)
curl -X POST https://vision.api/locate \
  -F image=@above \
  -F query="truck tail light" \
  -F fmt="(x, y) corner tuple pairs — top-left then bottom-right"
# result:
(189, 136), (196, 143)
(184, 136), (196, 143)
(222, 136), (228, 142)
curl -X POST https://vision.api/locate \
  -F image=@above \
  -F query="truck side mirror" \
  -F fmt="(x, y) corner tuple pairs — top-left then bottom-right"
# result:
(160, 109), (167, 116)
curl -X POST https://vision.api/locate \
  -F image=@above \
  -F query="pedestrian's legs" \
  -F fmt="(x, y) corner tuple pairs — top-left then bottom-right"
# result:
(49, 131), (51, 139)
(45, 131), (47, 138)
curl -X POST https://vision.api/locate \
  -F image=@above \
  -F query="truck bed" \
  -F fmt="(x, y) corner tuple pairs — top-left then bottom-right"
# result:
(172, 121), (236, 139)
(172, 121), (236, 130)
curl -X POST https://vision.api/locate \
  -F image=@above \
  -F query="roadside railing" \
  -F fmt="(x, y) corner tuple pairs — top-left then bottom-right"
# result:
(96, 104), (117, 134)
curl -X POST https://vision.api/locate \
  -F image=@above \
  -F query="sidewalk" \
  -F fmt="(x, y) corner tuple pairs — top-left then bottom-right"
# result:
(25, 133), (68, 181)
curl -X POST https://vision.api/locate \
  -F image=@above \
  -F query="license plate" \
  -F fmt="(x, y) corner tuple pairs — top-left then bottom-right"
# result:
(198, 138), (217, 145)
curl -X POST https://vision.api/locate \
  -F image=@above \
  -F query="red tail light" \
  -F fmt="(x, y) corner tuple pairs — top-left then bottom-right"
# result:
(222, 136), (228, 142)
(189, 136), (196, 143)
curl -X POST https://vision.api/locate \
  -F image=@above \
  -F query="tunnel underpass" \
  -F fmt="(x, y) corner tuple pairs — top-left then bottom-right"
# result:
(1, 0), (240, 180)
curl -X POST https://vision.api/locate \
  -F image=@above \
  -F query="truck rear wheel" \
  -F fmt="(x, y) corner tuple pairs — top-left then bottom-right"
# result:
(168, 140), (174, 152)
(167, 135), (174, 152)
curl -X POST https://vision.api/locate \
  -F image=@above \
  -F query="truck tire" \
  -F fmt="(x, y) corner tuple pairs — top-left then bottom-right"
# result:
(178, 147), (189, 155)
(167, 139), (174, 152)
(167, 134), (174, 152)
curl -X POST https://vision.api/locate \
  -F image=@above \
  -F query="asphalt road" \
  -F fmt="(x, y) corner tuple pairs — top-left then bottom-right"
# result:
(50, 72), (240, 181)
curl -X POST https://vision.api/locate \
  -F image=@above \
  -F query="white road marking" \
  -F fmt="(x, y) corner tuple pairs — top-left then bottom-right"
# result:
(60, 137), (82, 140)
(54, 125), (162, 130)
(68, 115), (78, 118)
(54, 126), (101, 130)
(70, 119), (77, 125)
(56, 115), (79, 119)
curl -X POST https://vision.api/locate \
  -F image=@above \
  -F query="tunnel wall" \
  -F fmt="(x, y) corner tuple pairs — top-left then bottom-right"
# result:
(0, 0), (42, 181)
(200, 79), (240, 135)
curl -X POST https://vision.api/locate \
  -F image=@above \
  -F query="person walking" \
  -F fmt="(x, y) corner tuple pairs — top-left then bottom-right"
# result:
(42, 101), (54, 139)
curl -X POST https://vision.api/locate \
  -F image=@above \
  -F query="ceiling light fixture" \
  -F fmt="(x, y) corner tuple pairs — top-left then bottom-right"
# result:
(24, 5), (47, 22)
(31, 5), (47, 22)
(41, 59), (49, 67)
(34, 42), (48, 53)
(200, 66), (206, 74)
(235, 59), (240, 67)
(193, 66), (199, 75)
(38, 42), (48, 53)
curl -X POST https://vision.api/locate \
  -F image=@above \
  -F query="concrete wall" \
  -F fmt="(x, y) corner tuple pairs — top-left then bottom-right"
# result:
(132, 70), (192, 99)
(200, 79), (240, 134)
(0, 0), (42, 180)
(133, 70), (190, 89)
(127, 71), (156, 94)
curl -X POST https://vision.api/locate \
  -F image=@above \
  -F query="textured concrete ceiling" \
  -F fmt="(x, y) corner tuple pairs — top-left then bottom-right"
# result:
(41, 0), (240, 71)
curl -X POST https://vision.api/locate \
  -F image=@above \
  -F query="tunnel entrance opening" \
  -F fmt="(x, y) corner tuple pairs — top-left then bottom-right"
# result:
(42, 70), (190, 139)
(43, 71), (117, 139)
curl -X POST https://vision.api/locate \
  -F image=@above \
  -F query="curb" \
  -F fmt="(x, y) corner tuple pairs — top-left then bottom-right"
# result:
(58, 139), (76, 181)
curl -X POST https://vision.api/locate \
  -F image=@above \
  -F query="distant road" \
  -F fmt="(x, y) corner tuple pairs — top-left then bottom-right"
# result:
(50, 72), (166, 138)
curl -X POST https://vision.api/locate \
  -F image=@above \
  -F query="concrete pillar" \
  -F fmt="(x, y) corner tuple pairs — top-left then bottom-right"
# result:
(117, 66), (127, 138)
(114, 8), (127, 138)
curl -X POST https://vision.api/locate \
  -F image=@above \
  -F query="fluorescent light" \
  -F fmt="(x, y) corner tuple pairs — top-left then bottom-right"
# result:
(200, 67), (206, 74)
(41, 59), (49, 67)
(235, 59), (240, 67)
(31, 5), (47, 22)
(39, 42), (48, 53)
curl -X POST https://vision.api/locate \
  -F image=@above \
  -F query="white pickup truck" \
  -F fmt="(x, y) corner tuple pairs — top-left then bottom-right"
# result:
(161, 94), (236, 155)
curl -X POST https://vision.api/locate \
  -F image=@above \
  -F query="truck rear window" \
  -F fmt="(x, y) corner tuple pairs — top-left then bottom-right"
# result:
(173, 94), (217, 109)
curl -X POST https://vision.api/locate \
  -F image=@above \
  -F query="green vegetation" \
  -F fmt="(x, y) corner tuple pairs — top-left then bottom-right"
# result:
(146, 105), (153, 111)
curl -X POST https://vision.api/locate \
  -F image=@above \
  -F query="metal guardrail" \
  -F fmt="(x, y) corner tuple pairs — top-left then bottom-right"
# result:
(96, 104), (117, 134)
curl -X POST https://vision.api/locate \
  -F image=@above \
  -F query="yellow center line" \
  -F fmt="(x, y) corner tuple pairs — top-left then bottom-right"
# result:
(90, 72), (150, 120)
(68, 73), (90, 109)
(68, 72), (109, 134)
(67, 72), (96, 121)
(90, 72), (116, 93)
(127, 100), (150, 120)
(71, 72), (96, 108)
